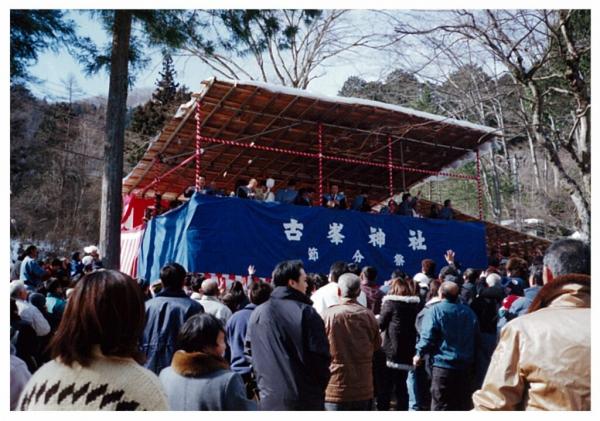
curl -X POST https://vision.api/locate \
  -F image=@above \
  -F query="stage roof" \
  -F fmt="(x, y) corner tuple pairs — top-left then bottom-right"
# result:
(123, 77), (497, 201)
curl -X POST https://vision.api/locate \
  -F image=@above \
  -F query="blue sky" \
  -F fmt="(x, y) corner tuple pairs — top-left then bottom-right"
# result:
(27, 10), (389, 102)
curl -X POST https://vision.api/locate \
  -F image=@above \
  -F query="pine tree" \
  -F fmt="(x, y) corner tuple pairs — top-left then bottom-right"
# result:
(152, 53), (179, 105)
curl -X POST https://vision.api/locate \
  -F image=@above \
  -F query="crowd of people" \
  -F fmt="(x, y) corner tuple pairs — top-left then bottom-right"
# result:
(160, 177), (454, 220)
(9, 238), (590, 411)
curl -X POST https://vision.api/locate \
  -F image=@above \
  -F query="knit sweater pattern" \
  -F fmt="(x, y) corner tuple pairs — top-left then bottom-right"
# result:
(17, 352), (168, 411)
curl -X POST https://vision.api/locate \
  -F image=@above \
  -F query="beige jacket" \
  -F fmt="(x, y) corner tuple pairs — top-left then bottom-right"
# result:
(323, 298), (381, 403)
(473, 274), (590, 411)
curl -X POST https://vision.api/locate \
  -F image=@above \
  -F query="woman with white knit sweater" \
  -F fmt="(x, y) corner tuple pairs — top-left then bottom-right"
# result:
(16, 270), (169, 411)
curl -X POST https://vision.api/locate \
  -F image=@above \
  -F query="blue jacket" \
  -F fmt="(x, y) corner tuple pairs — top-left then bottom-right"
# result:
(159, 351), (256, 411)
(246, 286), (331, 410)
(415, 299), (479, 370)
(275, 188), (298, 204)
(509, 286), (542, 317)
(142, 288), (204, 375)
(225, 303), (256, 376)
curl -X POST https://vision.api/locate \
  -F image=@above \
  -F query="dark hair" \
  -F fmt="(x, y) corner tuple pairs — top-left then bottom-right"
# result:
(506, 257), (529, 279)
(249, 281), (272, 305)
(426, 279), (442, 301)
(46, 278), (63, 294)
(160, 263), (187, 289)
(176, 313), (224, 352)
(49, 270), (146, 367)
(329, 261), (348, 283)
(272, 260), (304, 287)
(24, 245), (37, 256)
(390, 269), (407, 280)
(389, 278), (415, 296)
(439, 265), (459, 280)
(361, 266), (378, 283)
(543, 239), (590, 276)
(421, 259), (436, 278)
(402, 192), (411, 202)
(287, 178), (297, 187)
(347, 263), (360, 276)
(443, 199), (451, 207)
(463, 268), (480, 284)
(191, 275), (204, 293)
(309, 273), (328, 291)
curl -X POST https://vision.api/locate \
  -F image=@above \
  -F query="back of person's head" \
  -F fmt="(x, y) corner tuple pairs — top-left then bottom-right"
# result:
(426, 279), (442, 301)
(439, 281), (460, 302)
(402, 192), (411, 202)
(49, 269), (146, 366)
(463, 268), (480, 284)
(312, 273), (328, 290)
(24, 245), (37, 257)
(201, 279), (219, 296)
(176, 313), (224, 353)
(443, 199), (451, 207)
(361, 266), (378, 284)
(347, 263), (360, 276)
(338, 273), (361, 299)
(191, 275), (204, 293)
(439, 265), (458, 280)
(329, 261), (348, 283)
(160, 263), (187, 289)
(391, 269), (407, 280)
(46, 277), (63, 295)
(249, 281), (272, 305)
(486, 273), (502, 287)
(28, 292), (46, 312)
(543, 238), (590, 277)
(421, 259), (436, 278)
(506, 257), (529, 279)
(389, 277), (416, 296)
(272, 260), (304, 287)
(10, 280), (27, 300)
(228, 280), (245, 295)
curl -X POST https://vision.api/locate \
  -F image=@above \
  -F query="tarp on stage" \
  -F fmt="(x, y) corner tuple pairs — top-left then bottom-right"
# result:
(138, 193), (487, 283)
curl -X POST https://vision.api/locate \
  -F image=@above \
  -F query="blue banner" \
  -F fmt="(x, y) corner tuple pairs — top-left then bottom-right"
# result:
(138, 193), (487, 283)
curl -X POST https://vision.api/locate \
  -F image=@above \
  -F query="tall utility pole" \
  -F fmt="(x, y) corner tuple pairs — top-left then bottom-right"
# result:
(99, 10), (132, 269)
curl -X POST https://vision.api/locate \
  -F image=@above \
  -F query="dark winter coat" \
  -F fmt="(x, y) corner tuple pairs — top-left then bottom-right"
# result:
(246, 286), (331, 410)
(142, 288), (204, 375)
(471, 285), (504, 335)
(379, 295), (421, 365)
(225, 303), (256, 376)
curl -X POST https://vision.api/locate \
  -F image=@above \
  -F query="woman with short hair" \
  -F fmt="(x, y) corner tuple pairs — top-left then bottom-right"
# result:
(17, 270), (168, 411)
(159, 313), (256, 410)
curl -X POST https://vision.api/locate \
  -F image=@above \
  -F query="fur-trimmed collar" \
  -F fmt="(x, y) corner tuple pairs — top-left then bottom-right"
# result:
(171, 350), (229, 377)
(382, 294), (420, 304)
(529, 274), (590, 313)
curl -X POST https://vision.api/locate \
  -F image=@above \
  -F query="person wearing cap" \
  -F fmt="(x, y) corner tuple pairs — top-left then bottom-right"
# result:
(473, 239), (591, 410)
(413, 281), (480, 410)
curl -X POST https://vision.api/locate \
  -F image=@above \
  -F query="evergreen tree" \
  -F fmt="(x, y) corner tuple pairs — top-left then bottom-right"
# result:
(152, 52), (179, 105)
